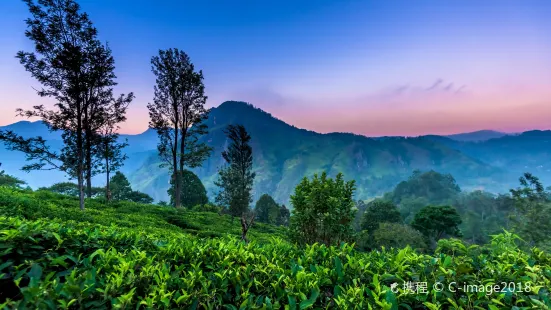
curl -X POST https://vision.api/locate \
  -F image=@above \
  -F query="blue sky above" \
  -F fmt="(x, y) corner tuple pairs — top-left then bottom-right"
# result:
(1, 0), (550, 135)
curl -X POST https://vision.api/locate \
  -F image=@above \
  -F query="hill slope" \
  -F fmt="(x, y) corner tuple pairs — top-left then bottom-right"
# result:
(127, 101), (504, 203)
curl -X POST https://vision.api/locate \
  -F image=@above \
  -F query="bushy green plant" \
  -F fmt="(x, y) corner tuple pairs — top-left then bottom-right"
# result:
(361, 199), (402, 233)
(168, 170), (209, 209)
(190, 203), (222, 213)
(289, 172), (356, 246)
(255, 193), (280, 224)
(372, 222), (427, 251)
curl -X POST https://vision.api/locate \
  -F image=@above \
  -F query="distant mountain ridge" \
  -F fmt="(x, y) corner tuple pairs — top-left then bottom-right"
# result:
(1, 101), (550, 204)
(444, 130), (509, 142)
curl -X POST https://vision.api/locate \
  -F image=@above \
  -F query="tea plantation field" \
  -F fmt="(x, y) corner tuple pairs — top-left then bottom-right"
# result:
(1, 188), (550, 309)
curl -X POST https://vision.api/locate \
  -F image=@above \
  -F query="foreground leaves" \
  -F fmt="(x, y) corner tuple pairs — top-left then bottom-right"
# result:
(0, 215), (550, 309)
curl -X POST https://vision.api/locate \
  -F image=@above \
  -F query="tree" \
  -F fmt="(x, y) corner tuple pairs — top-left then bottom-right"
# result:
(39, 182), (80, 196)
(360, 199), (402, 233)
(276, 204), (291, 227)
(371, 223), (427, 251)
(411, 205), (462, 246)
(147, 48), (212, 208)
(126, 191), (154, 204)
(510, 173), (551, 247)
(81, 45), (133, 199)
(95, 99), (131, 201)
(0, 0), (131, 210)
(240, 210), (256, 244)
(110, 172), (132, 201)
(255, 194), (280, 224)
(39, 182), (103, 197)
(168, 170), (208, 208)
(109, 171), (153, 203)
(215, 125), (256, 218)
(0, 163), (26, 188)
(388, 170), (461, 206)
(289, 172), (356, 246)
(453, 190), (507, 244)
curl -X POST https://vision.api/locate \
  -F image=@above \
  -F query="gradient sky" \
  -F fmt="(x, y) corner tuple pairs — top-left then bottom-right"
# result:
(1, 0), (550, 136)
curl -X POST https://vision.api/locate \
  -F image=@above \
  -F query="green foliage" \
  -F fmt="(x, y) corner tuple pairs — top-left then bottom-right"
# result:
(215, 124), (255, 217)
(276, 204), (290, 227)
(360, 199), (402, 233)
(510, 173), (551, 248)
(371, 223), (427, 251)
(411, 205), (462, 244)
(0, 187), (286, 244)
(110, 172), (132, 200)
(0, 164), (26, 188)
(255, 194), (280, 224)
(1, 187), (551, 308)
(39, 182), (104, 198)
(126, 190), (154, 204)
(148, 47), (212, 208)
(1, 215), (550, 308)
(109, 172), (153, 204)
(168, 170), (208, 208)
(454, 190), (512, 244)
(387, 170), (461, 209)
(289, 172), (356, 246)
(190, 203), (222, 213)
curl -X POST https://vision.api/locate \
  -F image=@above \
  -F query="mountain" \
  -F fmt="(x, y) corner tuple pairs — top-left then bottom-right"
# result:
(125, 101), (509, 203)
(1, 101), (548, 205)
(425, 131), (551, 186)
(445, 130), (509, 142)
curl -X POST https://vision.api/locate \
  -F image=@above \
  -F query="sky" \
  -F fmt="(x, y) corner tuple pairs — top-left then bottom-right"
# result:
(0, 0), (550, 136)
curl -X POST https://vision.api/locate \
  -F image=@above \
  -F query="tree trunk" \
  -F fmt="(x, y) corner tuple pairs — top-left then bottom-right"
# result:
(179, 126), (187, 208)
(173, 115), (181, 208)
(105, 146), (110, 202)
(84, 112), (93, 198)
(241, 212), (255, 244)
(77, 116), (85, 211)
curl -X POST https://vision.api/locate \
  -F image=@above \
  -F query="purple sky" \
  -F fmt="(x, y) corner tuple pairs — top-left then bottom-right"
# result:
(1, 0), (550, 136)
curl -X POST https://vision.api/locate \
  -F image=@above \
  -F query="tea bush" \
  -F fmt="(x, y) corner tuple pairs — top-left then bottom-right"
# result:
(0, 187), (550, 309)
(0, 187), (287, 242)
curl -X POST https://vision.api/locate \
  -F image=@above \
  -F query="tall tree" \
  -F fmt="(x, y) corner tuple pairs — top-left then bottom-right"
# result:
(96, 101), (130, 201)
(215, 124), (256, 218)
(147, 48), (212, 208)
(80, 41), (133, 199)
(0, 0), (131, 210)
